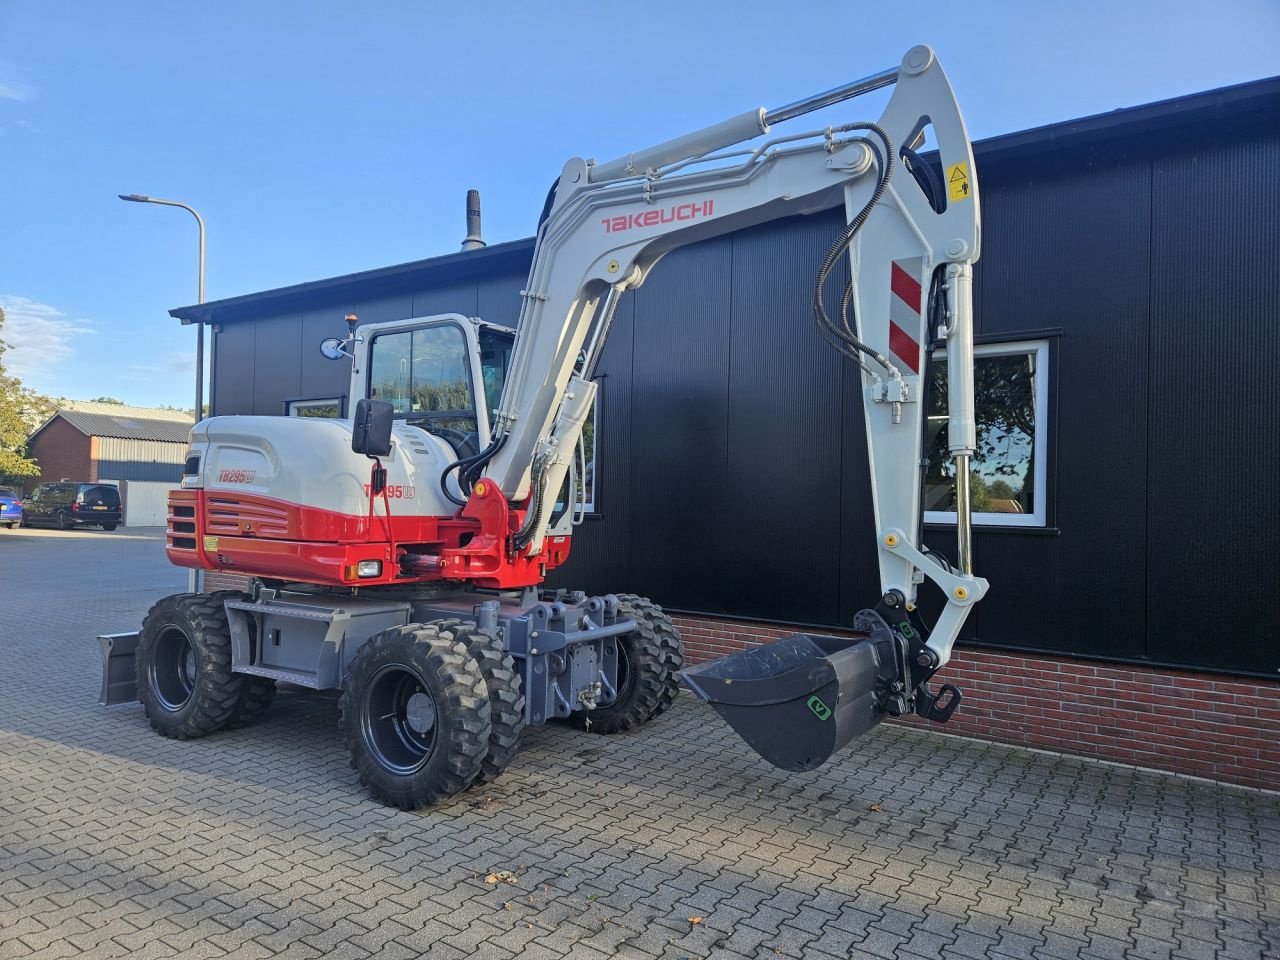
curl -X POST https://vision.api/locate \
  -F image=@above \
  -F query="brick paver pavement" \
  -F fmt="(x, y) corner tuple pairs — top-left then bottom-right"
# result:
(1, 526), (1277, 959)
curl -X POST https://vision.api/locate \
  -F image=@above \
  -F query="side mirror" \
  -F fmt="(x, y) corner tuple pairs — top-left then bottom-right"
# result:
(351, 399), (394, 457)
(320, 337), (349, 360)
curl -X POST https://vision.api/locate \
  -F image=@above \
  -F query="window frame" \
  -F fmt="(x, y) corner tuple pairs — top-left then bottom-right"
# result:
(286, 397), (345, 418)
(365, 318), (490, 452)
(924, 337), (1051, 529)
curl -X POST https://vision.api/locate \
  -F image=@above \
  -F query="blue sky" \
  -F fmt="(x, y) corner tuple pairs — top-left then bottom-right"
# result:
(1, 1), (1277, 407)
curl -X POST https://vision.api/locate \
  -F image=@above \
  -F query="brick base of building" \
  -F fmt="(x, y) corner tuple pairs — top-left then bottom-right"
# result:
(673, 612), (1279, 792)
(198, 571), (1278, 792)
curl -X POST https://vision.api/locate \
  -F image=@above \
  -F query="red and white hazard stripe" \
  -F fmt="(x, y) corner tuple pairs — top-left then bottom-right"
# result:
(888, 258), (922, 374)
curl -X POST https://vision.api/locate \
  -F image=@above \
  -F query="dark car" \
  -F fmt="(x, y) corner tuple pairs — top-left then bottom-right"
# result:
(22, 482), (121, 531)
(0, 486), (21, 529)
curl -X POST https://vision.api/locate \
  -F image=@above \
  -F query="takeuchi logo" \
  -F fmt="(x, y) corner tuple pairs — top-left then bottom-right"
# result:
(218, 468), (257, 484)
(601, 199), (715, 233)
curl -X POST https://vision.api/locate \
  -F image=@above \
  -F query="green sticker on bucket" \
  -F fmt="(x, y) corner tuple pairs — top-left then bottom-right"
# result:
(806, 695), (832, 721)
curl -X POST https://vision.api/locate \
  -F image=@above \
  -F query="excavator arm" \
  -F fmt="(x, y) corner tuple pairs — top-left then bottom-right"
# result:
(459, 45), (988, 767)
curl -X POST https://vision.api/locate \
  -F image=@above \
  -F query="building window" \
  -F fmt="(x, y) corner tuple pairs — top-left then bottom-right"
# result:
(924, 339), (1049, 527)
(288, 399), (343, 418)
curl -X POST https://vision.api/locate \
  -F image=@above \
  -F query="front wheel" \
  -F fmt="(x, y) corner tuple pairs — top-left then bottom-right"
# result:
(574, 595), (684, 734)
(55, 511), (71, 530)
(340, 623), (491, 809)
(136, 593), (244, 739)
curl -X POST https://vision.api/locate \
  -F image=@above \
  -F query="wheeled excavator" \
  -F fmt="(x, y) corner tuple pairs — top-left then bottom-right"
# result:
(98, 45), (989, 809)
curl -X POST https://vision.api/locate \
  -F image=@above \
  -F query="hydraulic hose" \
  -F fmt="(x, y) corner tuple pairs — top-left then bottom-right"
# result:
(812, 123), (897, 373)
(440, 431), (508, 507)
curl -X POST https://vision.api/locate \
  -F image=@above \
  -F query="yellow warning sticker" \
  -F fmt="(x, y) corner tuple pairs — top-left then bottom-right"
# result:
(203, 536), (218, 552)
(946, 162), (971, 202)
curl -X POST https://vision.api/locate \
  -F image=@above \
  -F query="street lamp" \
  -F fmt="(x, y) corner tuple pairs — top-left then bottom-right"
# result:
(119, 193), (206, 593)
(118, 194), (206, 419)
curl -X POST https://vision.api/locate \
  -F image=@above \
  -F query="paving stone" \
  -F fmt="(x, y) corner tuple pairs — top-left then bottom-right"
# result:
(0, 528), (1276, 960)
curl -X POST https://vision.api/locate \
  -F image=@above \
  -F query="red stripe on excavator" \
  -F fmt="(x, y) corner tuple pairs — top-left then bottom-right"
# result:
(888, 321), (921, 374)
(890, 261), (923, 313)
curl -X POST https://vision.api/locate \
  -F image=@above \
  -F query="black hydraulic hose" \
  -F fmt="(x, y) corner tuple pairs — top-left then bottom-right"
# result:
(901, 146), (945, 215)
(440, 431), (508, 507)
(812, 124), (897, 372)
(511, 456), (548, 552)
(537, 180), (558, 231)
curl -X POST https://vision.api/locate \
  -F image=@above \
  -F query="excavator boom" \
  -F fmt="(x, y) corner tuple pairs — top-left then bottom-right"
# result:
(451, 44), (990, 766)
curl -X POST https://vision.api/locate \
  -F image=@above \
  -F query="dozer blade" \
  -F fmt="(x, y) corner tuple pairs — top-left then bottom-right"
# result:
(681, 633), (885, 772)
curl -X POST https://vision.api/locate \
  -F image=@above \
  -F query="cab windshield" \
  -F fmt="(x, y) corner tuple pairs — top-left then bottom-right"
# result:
(478, 327), (514, 427)
(368, 323), (478, 457)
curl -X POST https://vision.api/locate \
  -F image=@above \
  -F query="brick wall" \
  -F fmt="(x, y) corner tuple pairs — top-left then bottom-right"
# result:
(24, 418), (94, 494)
(673, 612), (1279, 792)
(192, 571), (1279, 791)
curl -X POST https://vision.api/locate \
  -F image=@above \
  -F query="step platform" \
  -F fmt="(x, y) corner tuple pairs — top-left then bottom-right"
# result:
(681, 632), (886, 772)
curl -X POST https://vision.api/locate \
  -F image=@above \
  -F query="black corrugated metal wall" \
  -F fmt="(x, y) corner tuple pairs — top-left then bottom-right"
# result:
(210, 121), (1279, 677)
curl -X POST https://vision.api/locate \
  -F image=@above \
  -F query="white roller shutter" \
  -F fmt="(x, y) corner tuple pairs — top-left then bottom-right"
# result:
(103, 480), (173, 527)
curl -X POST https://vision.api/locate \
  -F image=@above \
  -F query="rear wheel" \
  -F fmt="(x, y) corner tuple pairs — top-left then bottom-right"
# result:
(340, 623), (491, 809)
(201, 590), (276, 729)
(574, 594), (684, 734)
(137, 593), (243, 739)
(454, 622), (525, 783)
(101, 522), (118, 531)
(55, 511), (71, 530)
(227, 677), (276, 728)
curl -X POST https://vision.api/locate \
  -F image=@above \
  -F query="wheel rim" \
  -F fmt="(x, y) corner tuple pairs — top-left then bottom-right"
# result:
(361, 663), (438, 774)
(611, 638), (635, 705)
(149, 625), (198, 711)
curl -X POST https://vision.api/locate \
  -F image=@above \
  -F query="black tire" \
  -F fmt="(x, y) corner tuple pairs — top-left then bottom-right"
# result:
(55, 511), (71, 530)
(452, 622), (525, 783)
(574, 594), (684, 734)
(137, 593), (244, 739)
(227, 676), (276, 729)
(101, 522), (118, 531)
(6, 522), (15, 530)
(200, 590), (276, 729)
(340, 623), (491, 809)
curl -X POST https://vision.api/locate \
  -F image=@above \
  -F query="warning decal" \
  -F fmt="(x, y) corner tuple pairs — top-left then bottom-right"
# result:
(888, 259), (922, 374)
(946, 162), (971, 202)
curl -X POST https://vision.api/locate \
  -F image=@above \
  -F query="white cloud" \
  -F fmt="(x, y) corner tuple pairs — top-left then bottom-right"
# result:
(0, 296), (95, 382)
(123, 352), (196, 380)
(0, 81), (34, 102)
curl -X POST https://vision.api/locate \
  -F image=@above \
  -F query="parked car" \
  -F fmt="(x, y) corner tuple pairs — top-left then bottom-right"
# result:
(21, 482), (121, 531)
(0, 486), (22, 529)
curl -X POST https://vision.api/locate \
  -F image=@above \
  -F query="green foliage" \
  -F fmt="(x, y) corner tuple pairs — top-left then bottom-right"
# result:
(0, 308), (52, 480)
(90, 396), (125, 404)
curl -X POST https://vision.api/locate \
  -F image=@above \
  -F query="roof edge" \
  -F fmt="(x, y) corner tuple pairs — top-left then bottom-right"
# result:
(175, 73), (1279, 326)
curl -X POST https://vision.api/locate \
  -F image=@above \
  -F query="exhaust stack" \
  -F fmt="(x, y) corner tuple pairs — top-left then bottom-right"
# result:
(461, 189), (485, 250)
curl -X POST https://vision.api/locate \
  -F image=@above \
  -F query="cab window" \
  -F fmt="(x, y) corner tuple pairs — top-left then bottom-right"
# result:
(368, 324), (479, 457)
(477, 327), (514, 427)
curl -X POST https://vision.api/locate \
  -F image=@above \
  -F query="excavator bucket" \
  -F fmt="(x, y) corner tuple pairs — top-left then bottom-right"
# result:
(681, 633), (886, 772)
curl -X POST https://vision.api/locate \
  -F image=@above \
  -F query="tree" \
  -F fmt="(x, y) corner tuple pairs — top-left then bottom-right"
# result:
(0, 308), (53, 480)
(90, 396), (125, 404)
(924, 352), (1038, 512)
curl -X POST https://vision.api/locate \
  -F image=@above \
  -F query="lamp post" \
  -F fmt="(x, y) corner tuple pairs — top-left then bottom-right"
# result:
(118, 194), (206, 418)
(119, 194), (206, 593)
